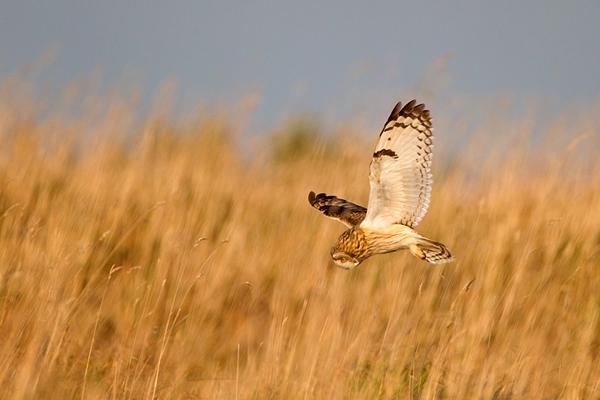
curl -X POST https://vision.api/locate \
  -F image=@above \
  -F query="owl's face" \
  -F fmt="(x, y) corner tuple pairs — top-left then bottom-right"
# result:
(332, 252), (360, 269)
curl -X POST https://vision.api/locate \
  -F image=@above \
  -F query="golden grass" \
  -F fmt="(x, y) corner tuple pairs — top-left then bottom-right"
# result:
(1, 78), (600, 399)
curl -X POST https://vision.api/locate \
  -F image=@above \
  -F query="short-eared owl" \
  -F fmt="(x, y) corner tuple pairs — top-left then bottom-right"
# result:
(309, 100), (454, 269)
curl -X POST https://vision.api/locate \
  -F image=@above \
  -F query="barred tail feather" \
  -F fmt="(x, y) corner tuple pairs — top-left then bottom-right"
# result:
(409, 236), (455, 264)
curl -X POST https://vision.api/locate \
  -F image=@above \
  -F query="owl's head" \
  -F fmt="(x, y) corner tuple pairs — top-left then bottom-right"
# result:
(332, 252), (360, 269)
(330, 228), (365, 269)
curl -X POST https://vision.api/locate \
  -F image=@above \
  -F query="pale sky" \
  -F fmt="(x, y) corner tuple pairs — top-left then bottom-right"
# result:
(1, 1), (599, 133)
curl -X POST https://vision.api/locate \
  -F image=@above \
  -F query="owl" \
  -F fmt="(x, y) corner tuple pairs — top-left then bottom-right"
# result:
(309, 100), (454, 269)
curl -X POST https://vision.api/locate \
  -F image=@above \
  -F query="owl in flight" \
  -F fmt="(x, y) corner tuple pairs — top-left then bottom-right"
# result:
(309, 100), (454, 269)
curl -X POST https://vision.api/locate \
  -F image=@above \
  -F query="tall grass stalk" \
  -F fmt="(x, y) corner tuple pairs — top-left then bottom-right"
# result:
(0, 78), (599, 398)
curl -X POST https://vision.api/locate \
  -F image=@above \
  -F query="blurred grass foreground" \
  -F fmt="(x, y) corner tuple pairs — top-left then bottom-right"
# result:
(1, 75), (600, 399)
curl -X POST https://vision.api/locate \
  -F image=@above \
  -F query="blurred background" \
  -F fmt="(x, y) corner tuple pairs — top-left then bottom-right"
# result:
(2, 1), (600, 135)
(1, 2), (600, 398)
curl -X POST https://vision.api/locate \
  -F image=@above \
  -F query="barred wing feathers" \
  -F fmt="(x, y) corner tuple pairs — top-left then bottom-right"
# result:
(308, 191), (367, 228)
(361, 100), (434, 230)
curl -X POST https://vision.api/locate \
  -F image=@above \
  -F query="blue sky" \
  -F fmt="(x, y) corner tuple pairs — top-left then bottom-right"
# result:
(1, 1), (599, 134)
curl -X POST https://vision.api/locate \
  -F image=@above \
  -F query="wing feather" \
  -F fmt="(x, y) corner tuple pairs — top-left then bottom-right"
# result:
(360, 100), (434, 229)
(308, 191), (367, 228)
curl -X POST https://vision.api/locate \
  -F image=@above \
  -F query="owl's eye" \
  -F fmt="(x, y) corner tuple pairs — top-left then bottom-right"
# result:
(332, 253), (359, 269)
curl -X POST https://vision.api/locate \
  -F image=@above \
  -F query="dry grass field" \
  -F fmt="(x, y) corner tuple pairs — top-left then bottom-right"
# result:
(1, 76), (600, 399)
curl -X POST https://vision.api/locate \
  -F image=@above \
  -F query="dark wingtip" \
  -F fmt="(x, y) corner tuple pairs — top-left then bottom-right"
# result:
(389, 101), (402, 119)
(412, 102), (425, 114)
(308, 191), (316, 204)
(381, 102), (402, 133)
(394, 101), (403, 108)
(395, 99), (431, 127)
(383, 100), (431, 133)
(400, 99), (417, 114)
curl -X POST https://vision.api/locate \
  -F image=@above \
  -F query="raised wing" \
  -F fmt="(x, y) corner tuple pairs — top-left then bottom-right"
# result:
(360, 100), (433, 230)
(308, 191), (367, 228)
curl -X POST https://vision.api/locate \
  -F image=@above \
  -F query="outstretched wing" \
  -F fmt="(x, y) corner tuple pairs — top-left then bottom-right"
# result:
(308, 191), (367, 228)
(360, 100), (433, 230)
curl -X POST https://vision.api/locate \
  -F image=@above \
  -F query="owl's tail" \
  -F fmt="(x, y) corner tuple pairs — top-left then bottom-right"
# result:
(409, 236), (455, 264)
